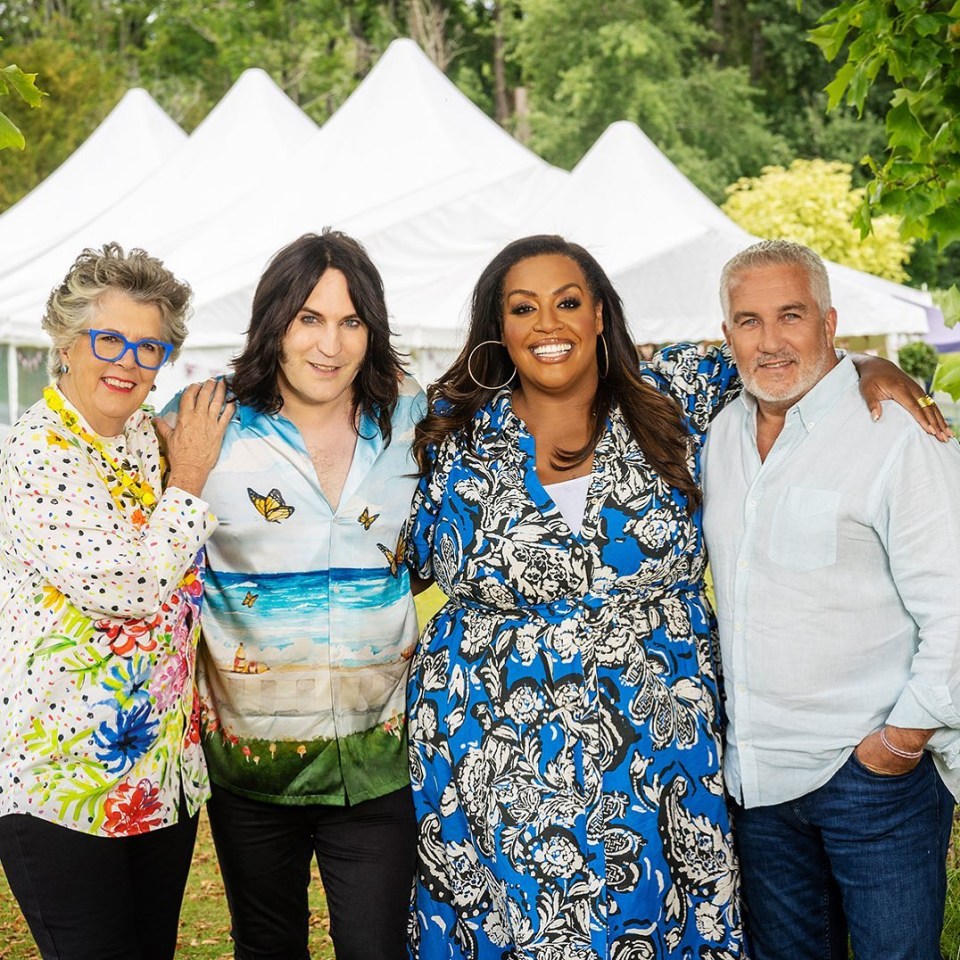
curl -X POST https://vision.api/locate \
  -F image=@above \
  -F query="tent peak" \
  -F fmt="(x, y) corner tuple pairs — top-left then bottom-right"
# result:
(189, 66), (317, 143)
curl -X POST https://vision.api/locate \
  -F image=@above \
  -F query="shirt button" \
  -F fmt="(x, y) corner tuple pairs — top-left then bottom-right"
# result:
(734, 622), (743, 632)
(738, 560), (748, 570)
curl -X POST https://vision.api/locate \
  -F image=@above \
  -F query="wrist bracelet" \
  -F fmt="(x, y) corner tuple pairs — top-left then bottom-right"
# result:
(879, 727), (925, 760)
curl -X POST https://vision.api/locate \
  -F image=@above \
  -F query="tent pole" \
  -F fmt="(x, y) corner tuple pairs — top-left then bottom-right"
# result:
(7, 347), (18, 423)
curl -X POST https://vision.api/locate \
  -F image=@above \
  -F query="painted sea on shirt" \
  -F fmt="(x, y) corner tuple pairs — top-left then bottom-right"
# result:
(202, 567), (414, 669)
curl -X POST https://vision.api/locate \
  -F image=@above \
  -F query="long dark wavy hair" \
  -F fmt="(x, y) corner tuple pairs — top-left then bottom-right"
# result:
(230, 230), (407, 445)
(412, 235), (700, 511)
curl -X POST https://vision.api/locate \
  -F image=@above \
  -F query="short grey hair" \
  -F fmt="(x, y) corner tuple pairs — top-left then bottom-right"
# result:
(41, 243), (192, 379)
(719, 239), (832, 322)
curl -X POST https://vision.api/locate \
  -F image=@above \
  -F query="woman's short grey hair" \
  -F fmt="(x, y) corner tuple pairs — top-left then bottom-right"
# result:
(719, 239), (832, 322)
(41, 243), (192, 379)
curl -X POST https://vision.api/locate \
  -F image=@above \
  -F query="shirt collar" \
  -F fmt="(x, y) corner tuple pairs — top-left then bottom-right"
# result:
(236, 401), (262, 428)
(738, 355), (856, 433)
(235, 400), (382, 456)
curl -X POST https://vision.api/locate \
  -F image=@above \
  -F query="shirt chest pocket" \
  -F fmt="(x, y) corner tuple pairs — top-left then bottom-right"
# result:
(768, 486), (841, 572)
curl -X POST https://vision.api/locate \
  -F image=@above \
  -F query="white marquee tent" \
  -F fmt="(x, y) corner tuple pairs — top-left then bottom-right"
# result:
(558, 121), (932, 341)
(0, 88), (186, 280)
(160, 39), (567, 347)
(0, 38), (937, 417)
(0, 67), (318, 325)
(356, 119), (933, 351)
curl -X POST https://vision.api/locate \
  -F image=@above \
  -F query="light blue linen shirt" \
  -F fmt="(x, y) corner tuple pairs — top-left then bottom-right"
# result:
(703, 356), (960, 807)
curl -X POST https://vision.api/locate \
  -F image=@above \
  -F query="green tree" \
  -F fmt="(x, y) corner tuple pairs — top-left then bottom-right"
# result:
(722, 158), (913, 281)
(0, 37), (121, 211)
(507, 0), (789, 199)
(898, 339), (939, 389)
(135, 0), (408, 129)
(703, 0), (890, 175)
(811, 0), (960, 249)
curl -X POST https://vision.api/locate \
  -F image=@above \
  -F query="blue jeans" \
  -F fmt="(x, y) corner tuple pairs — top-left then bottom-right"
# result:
(733, 752), (954, 960)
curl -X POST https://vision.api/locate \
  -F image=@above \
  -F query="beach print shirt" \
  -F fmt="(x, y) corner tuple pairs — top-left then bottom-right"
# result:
(177, 376), (426, 805)
(0, 389), (216, 836)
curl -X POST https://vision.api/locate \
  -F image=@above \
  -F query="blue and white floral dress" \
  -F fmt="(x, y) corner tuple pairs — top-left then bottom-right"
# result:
(405, 345), (744, 959)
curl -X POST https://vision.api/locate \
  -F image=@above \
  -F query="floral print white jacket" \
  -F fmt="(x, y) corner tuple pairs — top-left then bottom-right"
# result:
(0, 389), (216, 836)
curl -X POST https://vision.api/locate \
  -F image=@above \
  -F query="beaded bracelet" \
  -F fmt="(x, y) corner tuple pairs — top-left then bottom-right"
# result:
(879, 727), (925, 760)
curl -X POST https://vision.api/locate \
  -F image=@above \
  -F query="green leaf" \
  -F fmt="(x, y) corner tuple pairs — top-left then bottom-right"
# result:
(886, 99), (928, 154)
(0, 109), (25, 150)
(899, 216), (930, 242)
(932, 363), (960, 402)
(825, 62), (856, 109)
(0, 63), (45, 108)
(875, 186), (910, 213)
(853, 194), (874, 238)
(927, 204), (960, 249)
(931, 120), (954, 152)
(913, 14), (946, 38)
(848, 62), (872, 112)
(810, 21), (850, 61)
(899, 186), (940, 219)
(936, 285), (960, 328)
(886, 160), (932, 181)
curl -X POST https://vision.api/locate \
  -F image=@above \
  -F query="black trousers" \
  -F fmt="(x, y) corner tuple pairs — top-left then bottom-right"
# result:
(0, 809), (199, 960)
(207, 782), (417, 960)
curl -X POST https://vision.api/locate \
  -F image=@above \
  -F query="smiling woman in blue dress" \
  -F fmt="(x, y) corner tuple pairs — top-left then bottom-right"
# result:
(406, 235), (745, 959)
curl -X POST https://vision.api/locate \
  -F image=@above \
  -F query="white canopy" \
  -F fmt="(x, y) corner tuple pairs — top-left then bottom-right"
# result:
(0, 68), (318, 336)
(555, 122), (931, 340)
(298, 118), (934, 355)
(162, 38), (565, 351)
(0, 88), (185, 280)
(364, 120), (933, 346)
(0, 40), (934, 409)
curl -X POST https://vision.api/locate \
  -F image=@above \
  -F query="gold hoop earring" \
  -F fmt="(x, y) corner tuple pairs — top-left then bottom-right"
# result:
(598, 333), (609, 379)
(467, 340), (517, 391)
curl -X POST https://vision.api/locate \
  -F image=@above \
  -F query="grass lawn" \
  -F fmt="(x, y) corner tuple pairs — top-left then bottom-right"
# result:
(2, 808), (960, 958)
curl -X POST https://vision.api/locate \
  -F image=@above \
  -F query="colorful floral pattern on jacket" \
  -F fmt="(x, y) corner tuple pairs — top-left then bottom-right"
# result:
(0, 389), (216, 836)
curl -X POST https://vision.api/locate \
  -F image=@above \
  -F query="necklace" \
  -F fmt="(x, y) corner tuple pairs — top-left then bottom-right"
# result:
(44, 387), (158, 510)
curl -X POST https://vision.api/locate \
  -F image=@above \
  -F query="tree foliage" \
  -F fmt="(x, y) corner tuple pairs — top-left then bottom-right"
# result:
(722, 158), (913, 281)
(135, 0), (375, 129)
(898, 339), (939, 387)
(507, 0), (789, 200)
(705, 0), (889, 175)
(0, 36), (121, 209)
(811, 0), (960, 250)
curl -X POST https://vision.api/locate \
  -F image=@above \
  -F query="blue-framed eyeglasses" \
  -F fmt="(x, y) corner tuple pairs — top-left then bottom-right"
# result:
(86, 329), (174, 370)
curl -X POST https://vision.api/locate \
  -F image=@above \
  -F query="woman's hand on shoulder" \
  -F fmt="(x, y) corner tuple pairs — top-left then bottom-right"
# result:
(155, 379), (234, 497)
(853, 353), (951, 441)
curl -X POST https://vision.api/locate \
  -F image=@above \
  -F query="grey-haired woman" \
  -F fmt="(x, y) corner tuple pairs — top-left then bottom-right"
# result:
(0, 244), (232, 960)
